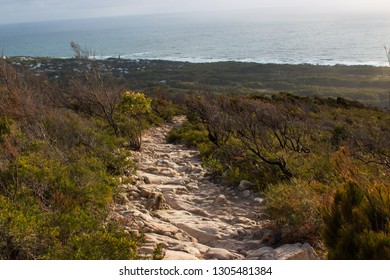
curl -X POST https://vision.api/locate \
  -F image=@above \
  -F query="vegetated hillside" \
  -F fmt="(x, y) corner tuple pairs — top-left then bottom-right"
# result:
(169, 91), (390, 259)
(7, 57), (390, 108)
(0, 59), (179, 259)
(1, 57), (389, 259)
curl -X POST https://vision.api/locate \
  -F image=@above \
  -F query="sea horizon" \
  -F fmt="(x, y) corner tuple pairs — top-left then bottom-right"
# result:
(1, 11), (390, 67)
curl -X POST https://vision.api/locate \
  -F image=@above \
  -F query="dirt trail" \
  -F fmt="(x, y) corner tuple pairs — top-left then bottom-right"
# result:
(111, 117), (318, 260)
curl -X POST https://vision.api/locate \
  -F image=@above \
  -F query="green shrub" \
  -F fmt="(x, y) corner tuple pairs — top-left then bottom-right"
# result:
(265, 179), (324, 244)
(151, 97), (182, 122)
(322, 181), (390, 259)
(0, 117), (11, 143)
(331, 124), (349, 148)
(0, 136), (141, 259)
(182, 130), (209, 147)
(202, 156), (224, 176)
(0, 63), (146, 260)
(167, 123), (209, 147)
(52, 227), (139, 260)
(166, 128), (183, 144)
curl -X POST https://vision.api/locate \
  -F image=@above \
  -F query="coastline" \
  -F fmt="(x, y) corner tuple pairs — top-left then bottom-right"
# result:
(4, 56), (390, 108)
(4, 55), (388, 67)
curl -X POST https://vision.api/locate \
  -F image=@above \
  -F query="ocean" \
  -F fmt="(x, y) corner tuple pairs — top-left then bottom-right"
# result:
(1, 11), (390, 66)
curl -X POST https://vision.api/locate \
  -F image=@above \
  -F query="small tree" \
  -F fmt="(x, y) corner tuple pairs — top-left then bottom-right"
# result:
(186, 92), (233, 147)
(231, 98), (310, 179)
(186, 93), (310, 179)
(70, 66), (124, 137)
(117, 91), (152, 150)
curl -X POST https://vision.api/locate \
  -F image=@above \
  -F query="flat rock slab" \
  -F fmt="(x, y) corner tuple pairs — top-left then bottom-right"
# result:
(164, 250), (199, 260)
(157, 184), (188, 194)
(205, 248), (241, 260)
(137, 171), (173, 184)
(274, 243), (318, 260)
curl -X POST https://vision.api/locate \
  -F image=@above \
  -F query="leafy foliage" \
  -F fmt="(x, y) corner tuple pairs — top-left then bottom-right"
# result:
(265, 179), (324, 244)
(0, 60), (156, 260)
(117, 91), (152, 150)
(175, 90), (389, 254)
(322, 148), (390, 259)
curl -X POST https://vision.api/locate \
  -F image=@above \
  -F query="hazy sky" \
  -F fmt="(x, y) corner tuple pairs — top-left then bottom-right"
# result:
(1, 0), (390, 24)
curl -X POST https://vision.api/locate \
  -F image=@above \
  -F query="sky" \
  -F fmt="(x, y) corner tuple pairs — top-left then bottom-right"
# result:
(1, 0), (390, 24)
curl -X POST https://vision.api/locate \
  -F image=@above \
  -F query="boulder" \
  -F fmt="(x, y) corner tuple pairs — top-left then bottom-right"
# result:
(254, 197), (265, 205)
(140, 188), (152, 198)
(204, 248), (236, 260)
(242, 190), (251, 197)
(158, 184), (188, 194)
(214, 194), (228, 205)
(238, 180), (254, 191)
(274, 243), (318, 260)
(214, 240), (238, 251)
(164, 250), (199, 260)
(176, 223), (218, 245)
(170, 245), (201, 256)
(247, 247), (276, 260)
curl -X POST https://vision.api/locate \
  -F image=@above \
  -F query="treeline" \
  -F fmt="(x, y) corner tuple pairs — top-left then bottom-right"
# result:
(169, 91), (390, 259)
(0, 59), (179, 259)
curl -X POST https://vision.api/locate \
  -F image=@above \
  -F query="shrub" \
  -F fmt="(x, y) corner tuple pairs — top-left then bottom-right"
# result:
(322, 147), (390, 259)
(0, 195), (51, 259)
(265, 179), (324, 244)
(322, 181), (390, 259)
(151, 97), (182, 122)
(0, 62), (145, 260)
(166, 122), (209, 147)
(166, 128), (183, 144)
(0, 118), (11, 143)
(202, 156), (224, 176)
(50, 224), (140, 260)
(182, 130), (209, 147)
(118, 91), (153, 150)
(331, 124), (349, 148)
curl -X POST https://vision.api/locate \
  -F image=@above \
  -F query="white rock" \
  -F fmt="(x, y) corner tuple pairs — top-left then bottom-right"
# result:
(238, 180), (254, 191)
(176, 223), (218, 245)
(157, 184), (187, 194)
(247, 247), (276, 259)
(171, 245), (201, 256)
(242, 190), (251, 197)
(204, 248), (236, 260)
(214, 194), (228, 205)
(164, 250), (199, 260)
(204, 248), (242, 260)
(274, 243), (318, 260)
(140, 188), (152, 198)
(214, 240), (238, 251)
(254, 197), (265, 204)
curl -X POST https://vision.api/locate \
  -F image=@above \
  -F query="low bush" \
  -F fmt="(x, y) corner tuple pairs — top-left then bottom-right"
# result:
(265, 179), (325, 244)
(167, 122), (209, 147)
(322, 148), (390, 259)
(323, 181), (390, 259)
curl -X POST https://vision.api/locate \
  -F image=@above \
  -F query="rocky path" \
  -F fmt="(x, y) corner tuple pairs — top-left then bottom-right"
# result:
(111, 117), (317, 260)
